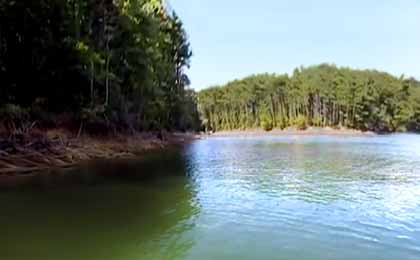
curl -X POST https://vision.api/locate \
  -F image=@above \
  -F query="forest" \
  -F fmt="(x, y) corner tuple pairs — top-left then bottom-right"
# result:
(198, 64), (420, 133)
(2, 1), (420, 136)
(0, 0), (200, 134)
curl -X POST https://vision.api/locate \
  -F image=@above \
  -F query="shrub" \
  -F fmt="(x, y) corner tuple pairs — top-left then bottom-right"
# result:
(293, 115), (307, 130)
(312, 117), (322, 127)
(0, 104), (29, 122)
(278, 119), (287, 130)
(262, 120), (273, 131)
(260, 115), (273, 131)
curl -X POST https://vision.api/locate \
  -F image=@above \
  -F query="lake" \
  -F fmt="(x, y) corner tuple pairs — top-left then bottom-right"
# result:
(1, 134), (420, 260)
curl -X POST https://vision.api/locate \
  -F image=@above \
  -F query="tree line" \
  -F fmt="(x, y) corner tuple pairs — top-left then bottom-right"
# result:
(0, 0), (201, 133)
(198, 64), (420, 132)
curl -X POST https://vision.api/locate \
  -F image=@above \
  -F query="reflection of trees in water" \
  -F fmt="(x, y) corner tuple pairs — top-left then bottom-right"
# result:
(0, 149), (200, 260)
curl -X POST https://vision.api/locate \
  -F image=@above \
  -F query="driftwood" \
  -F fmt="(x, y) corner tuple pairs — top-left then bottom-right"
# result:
(0, 147), (74, 175)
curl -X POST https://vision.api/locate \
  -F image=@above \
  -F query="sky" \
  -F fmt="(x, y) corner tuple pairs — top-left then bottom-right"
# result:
(170, 0), (420, 90)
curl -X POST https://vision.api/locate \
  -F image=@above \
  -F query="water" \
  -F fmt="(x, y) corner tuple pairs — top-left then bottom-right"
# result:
(1, 134), (420, 260)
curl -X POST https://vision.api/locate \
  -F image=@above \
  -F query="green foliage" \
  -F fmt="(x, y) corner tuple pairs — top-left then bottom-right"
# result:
(0, 104), (29, 122)
(261, 114), (273, 132)
(293, 115), (307, 130)
(198, 65), (420, 133)
(261, 121), (273, 132)
(0, 0), (199, 132)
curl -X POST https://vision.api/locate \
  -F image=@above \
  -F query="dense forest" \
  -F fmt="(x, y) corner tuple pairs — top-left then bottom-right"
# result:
(198, 64), (420, 133)
(2, 1), (420, 136)
(0, 0), (200, 133)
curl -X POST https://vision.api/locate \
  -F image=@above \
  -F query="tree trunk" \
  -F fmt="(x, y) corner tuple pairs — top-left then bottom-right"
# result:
(90, 60), (95, 107)
(105, 55), (109, 106)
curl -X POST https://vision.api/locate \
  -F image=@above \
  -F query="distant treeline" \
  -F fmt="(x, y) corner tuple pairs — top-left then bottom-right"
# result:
(198, 64), (420, 132)
(0, 0), (200, 133)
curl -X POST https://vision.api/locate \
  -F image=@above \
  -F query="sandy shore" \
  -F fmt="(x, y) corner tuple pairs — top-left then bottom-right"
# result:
(208, 127), (376, 137)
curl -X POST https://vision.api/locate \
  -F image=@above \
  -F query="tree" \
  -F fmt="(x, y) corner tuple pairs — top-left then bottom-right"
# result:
(198, 64), (420, 133)
(0, 0), (200, 132)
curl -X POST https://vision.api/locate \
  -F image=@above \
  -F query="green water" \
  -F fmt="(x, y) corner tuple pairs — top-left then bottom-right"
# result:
(1, 134), (420, 260)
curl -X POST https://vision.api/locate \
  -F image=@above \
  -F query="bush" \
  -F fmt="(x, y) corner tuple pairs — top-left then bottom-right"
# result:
(0, 104), (29, 122)
(312, 117), (322, 127)
(278, 119), (287, 130)
(262, 120), (273, 131)
(30, 108), (56, 128)
(260, 116), (273, 131)
(293, 115), (307, 130)
(80, 106), (114, 136)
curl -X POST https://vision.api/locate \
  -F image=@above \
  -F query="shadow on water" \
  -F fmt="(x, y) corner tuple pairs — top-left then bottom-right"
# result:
(2, 135), (420, 260)
(0, 148), (200, 260)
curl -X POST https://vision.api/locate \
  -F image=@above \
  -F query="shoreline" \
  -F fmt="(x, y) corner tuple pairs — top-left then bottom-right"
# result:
(0, 126), (389, 178)
(0, 131), (197, 176)
(207, 127), (377, 137)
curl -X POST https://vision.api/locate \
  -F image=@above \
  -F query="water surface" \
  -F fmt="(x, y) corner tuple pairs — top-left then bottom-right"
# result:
(1, 134), (420, 260)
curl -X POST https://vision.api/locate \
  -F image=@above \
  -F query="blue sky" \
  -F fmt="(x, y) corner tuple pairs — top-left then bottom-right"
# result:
(171, 0), (420, 90)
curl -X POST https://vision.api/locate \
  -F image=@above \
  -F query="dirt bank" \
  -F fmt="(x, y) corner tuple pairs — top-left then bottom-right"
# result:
(0, 130), (197, 175)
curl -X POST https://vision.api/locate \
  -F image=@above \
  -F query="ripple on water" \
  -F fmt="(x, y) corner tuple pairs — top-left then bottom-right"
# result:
(2, 135), (420, 260)
(184, 134), (420, 259)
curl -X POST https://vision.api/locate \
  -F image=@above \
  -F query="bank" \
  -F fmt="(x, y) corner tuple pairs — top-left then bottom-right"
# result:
(0, 130), (197, 176)
(207, 127), (377, 137)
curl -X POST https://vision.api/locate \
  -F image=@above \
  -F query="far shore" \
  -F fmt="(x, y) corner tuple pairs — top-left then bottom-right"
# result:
(207, 127), (377, 137)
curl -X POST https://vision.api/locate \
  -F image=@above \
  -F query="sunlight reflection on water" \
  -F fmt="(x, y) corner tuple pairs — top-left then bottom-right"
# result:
(1, 134), (420, 260)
